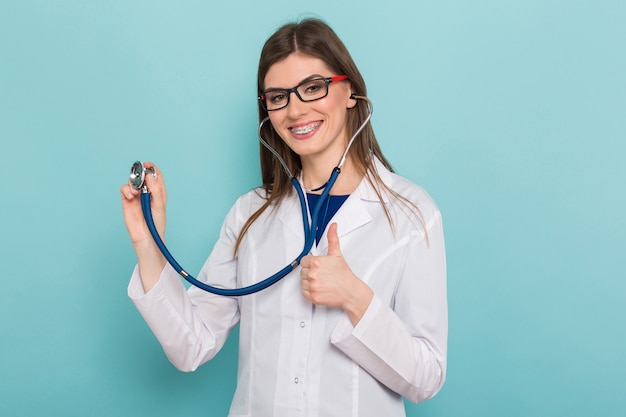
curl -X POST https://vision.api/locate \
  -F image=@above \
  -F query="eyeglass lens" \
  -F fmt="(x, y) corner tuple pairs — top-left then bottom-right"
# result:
(263, 79), (329, 111)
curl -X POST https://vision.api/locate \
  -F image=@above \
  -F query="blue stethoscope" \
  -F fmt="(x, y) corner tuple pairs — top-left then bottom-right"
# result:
(129, 95), (372, 296)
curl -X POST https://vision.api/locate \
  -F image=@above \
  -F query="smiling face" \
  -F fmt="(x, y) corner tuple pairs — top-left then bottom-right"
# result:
(263, 53), (355, 166)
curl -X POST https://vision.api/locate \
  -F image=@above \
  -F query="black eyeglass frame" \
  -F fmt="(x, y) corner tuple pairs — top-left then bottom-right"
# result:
(258, 75), (348, 111)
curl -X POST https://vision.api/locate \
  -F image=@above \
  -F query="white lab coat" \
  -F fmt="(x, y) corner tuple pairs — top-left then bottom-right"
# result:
(128, 158), (447, 417)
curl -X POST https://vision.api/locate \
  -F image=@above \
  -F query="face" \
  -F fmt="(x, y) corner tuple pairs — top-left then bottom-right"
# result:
(263, 53), (355, 164)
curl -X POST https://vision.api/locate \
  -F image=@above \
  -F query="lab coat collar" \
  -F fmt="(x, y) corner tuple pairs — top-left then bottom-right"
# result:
(277, 157), (393, 254)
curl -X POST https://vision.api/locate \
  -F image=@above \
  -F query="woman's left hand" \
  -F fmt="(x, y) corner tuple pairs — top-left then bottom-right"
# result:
(300, 223), (374, 325)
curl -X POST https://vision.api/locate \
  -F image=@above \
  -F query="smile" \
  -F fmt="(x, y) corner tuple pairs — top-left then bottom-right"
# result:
(289, 121), (322, 136)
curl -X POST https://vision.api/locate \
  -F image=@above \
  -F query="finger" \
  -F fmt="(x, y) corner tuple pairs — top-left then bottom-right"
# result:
(143, 162), (161, 188)
(141, 162), (168, 206)
(326, 222), (342, 256)
(300, 255), (311, 268)
(120, 183), (139, 200)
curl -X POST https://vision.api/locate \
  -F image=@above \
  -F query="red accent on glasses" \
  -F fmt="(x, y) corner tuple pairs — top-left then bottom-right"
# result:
(330, 75), (349, 83)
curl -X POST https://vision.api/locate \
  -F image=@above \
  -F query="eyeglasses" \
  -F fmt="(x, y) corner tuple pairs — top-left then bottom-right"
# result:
(258, 75), (348, 111)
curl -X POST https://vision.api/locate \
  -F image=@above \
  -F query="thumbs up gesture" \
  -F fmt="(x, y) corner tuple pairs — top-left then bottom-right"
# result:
(300, 223), (374, 325)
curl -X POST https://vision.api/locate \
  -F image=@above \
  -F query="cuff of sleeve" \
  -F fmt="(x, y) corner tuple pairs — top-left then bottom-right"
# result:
(127, 263), (180, 301)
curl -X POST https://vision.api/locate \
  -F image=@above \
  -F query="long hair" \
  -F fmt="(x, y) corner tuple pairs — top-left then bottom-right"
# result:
(234, 19), (416, 254)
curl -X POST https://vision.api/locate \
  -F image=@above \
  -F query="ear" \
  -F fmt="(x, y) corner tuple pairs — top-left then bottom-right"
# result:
(344, 80), (357, 109)
(347, 91), (358, 109)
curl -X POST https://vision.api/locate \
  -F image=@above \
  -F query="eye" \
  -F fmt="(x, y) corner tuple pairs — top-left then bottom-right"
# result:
(266, 91), (287, 104)
(302, 80), (325, 96)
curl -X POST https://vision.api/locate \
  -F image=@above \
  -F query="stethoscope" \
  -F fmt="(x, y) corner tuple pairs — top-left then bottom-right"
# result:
(129, 95), (372, 296)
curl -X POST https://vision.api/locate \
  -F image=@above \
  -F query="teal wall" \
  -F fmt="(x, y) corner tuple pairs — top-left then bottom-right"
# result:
(1, 1), (624, 415)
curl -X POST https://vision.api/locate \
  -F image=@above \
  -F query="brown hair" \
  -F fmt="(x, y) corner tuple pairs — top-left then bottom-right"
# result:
(235, 18), (420, 254)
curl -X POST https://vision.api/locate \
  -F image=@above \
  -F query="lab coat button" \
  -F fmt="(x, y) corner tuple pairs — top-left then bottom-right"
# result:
(300, 321), (306, 328)
(294, 377), (300, 384)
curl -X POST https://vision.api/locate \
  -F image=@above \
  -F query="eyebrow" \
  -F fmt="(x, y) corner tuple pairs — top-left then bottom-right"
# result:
(263, 74), (326, 91)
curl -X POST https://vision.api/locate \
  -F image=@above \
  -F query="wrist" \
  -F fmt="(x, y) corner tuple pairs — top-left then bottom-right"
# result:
(343, 280), (374, 326)
(133, 237), (167, 264)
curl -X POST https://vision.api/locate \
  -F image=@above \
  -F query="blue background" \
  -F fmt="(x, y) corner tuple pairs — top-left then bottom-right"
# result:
(1, 0), (625, 415)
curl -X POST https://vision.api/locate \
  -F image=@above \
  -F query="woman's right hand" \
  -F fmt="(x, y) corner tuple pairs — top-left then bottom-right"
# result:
(120, 162), (168, 292)
(120, 162), (167, 244)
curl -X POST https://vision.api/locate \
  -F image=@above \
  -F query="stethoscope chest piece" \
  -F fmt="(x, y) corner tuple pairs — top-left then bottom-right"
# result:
(129, 161), (156, 190)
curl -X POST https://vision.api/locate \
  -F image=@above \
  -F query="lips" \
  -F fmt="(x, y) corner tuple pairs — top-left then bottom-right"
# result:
(289, 121), (322, 136)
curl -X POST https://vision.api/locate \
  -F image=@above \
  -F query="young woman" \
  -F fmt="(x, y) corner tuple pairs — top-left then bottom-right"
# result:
(121, 18), (447, 417)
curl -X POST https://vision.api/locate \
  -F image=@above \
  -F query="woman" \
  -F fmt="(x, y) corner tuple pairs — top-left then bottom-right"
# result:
(121, 18), (447, 417)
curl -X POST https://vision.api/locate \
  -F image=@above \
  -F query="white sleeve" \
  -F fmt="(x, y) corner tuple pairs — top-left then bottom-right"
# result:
(331, 210), (448, 403)
(127, 203), (242, 372)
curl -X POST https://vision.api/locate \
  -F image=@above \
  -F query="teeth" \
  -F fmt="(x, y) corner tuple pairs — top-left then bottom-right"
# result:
(290, 122), (321, 135)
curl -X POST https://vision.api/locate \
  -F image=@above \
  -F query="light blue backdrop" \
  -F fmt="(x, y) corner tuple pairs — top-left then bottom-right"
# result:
(1, 0), (624, 416)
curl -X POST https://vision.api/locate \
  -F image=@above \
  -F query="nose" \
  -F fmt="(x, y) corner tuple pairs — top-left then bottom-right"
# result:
(285, 90), (308, 117)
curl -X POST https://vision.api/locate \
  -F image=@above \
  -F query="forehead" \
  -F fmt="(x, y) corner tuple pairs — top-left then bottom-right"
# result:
(264, 53), (333, 88)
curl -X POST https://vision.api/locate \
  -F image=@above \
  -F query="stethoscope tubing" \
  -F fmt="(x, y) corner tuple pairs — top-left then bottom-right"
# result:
(140, 169), (340, 296)
(134, 95), (371, 296)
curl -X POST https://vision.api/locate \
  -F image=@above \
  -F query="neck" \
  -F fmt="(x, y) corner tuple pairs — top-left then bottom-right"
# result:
(301, 155), (361, 195)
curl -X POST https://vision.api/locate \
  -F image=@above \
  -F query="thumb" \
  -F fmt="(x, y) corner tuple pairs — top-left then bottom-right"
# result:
(327, 222), (342, 256)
